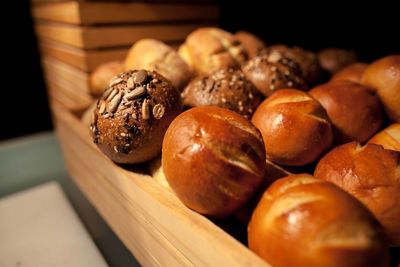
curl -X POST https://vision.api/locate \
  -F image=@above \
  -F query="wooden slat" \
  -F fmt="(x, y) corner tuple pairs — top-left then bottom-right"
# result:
(32, 2), (219, 25)
(35, 22), (215, 49)
(52, 104), (270, 267)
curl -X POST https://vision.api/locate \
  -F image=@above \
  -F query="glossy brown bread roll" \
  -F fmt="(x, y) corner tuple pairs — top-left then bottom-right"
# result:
(243, 51), (307, 97)
(309, 81), (383, 144)
(248, 174), (389, 267)
(369, 123), (400, 151)
(361, 55), (400, 122)
(89, 61), (124, 97)
(318, 48), (358, 74)
(162, 106), (266, 217)
(178, 27), (248, 75)
(251, 89), (333, 166)
(91, 69), (182, 164)
(330, 63), (368, 83)
(124, 39), (193, 91)
(181, 68), (263, 119)
(234, 31), (266, 59)
(314, 142), (400, 245)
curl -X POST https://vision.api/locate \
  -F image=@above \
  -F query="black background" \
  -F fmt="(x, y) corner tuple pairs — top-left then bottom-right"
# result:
(2, 0), (399, 140)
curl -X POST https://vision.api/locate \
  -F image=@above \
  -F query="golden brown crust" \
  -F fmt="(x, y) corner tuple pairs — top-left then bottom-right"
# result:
(242, 51), (307, 97)
(124, 39), (193, 91)
(162, 106), (266, 217)
(369, 123), (400, 152)
(331, 63), (368, 83)
(361, 55), (400, 122)
(89, 61), (124, 97)
(248, 174), (390, 267)
(91, 69), (182, 164)
(309, 81), (383, 144)
(181, 68), (263, 119)
(318, 48), (358, 74)
(314, 142), (400, 245)
(234, 31), (266, 59)
(180, 27), (248, 75)
(251, 89), (333, 166)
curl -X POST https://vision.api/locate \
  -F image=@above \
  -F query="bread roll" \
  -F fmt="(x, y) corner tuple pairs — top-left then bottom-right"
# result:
(162, 106), (266, 217)
(318, 48), (358, 74)
(91, 69), (182, 164)
(361, 55), (400, 122)
(178, 27), (248, 75)
(331, 63), (368, 83)
(369, 123), (400, 151)
(234, 31), (266, 59)
(314, 142), (400, 245)
(260, 45), (322, 85)
(125, 39), (193, 91)
(181, 68), (263, 119)
(89, 61), (124, 97)
(248, 174), (389, 267)
(309, 81), (383, 143)
(251, 89), (333, 166)
(242, 51), (307, 97)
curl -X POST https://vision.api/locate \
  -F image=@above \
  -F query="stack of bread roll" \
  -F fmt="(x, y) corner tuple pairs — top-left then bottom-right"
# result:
(84, 27), (400, 266)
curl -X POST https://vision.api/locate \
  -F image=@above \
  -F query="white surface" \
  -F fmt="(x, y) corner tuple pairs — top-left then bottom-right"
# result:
(0, 182), (109, 267)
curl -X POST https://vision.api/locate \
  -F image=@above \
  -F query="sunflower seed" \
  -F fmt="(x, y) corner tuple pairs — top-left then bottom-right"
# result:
(99, 101), (106, 114)
(142, 99), (150, 120)
(109, 77), (123, 87)
(102, 87), (113, 99)
(133, 70), (148, 85)
(152, 104), (165, 119)
(108, 92), (122, 113)
(125, 86), (146, 100)
(127, 77), (135, 89)
(106, 89), (118, 101)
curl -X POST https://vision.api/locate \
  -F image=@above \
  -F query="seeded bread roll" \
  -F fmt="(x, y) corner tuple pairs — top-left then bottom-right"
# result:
(89, 61), (124, 97)
(178, 27), (248, 75)
(124, 39), (193, 91)
(251, 89), (333, 166)
(234, 31), (266, 59)
(318, 48), (358, 74)
(181, 68), (263, 119)
(162, 106), (266, 217)
(309, 81), (383, 144)
(90, 69), (182, 164)
(314, 142), (400, 245)
(361, 55), (400, 122)
(369, 123), (400, 151)
(242, 51), (307, 97)
(260, 45), (322, 85)
(331, 63), (368, 83)
(248, 174), (389, 267)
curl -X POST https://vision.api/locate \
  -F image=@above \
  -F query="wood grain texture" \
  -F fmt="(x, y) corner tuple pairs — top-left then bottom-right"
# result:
(52, 104), (271, 267)
(35, 22), (216, 49)
(31, 2), (219, 25)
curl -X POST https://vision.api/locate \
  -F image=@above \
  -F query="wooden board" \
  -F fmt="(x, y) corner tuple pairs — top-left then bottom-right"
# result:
(35, 22), (215, 49)
(52, 103), (270, 267)
(31, 2), (219, 25)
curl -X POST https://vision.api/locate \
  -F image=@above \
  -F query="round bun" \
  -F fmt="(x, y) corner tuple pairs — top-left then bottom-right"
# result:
(318, 48), (358, 74)
(242, 51), (307, 97)
(248, 174), (389, 267)
(234, 31), (266, 59)
(124, 39), (193, 91)
(181, 68), (263, 119)
(331, 63), (368, 83)
(91, 69), (182, 164)
(369, 123), (400, 151)
(314, 142), (400, 245)
(309, 81), (383, 144)
(162, 106), (266, 217)
(251, 89), (333, 166)
(178, 27), (248, 75)
(361, 55), (400, 122)
(89, 61), (124, 97)
(260, 45), (322, 85)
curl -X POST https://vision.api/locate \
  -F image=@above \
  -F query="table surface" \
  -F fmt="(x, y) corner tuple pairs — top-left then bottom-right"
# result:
(0, 132), (140, 267)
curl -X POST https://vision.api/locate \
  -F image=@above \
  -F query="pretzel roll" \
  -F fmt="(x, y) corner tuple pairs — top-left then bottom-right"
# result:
(331, 63), (368, 83)
(369, 123), (400, 151)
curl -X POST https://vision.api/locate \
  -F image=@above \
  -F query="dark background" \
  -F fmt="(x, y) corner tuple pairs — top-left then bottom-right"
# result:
(2, 0), (399, 140)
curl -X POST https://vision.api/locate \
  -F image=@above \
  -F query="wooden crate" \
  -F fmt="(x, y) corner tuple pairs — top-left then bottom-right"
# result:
(31, 1), (219, 25)
(51, 103), (271, 267)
